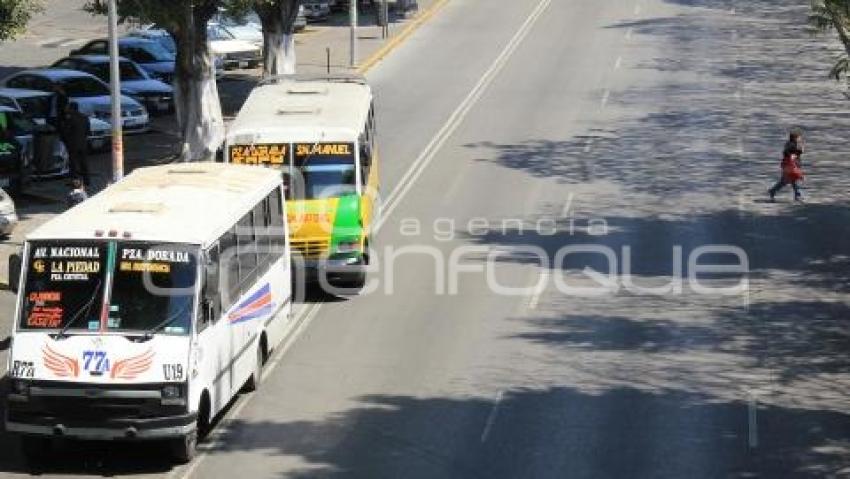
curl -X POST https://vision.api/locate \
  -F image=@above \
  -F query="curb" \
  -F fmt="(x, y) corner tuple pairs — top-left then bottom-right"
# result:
(357, 0), (451, 74)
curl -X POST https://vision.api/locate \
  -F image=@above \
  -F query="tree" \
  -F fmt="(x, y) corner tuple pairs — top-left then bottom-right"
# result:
(86, 0), (225, 161)
(0, 0), (43, 41)
(225, 0), (301, 76)
(810, 0), (850, 86)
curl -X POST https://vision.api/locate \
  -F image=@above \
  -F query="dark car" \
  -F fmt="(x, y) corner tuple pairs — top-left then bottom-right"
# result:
(72, 37), (176, 84)
(52, 55), (174, 114)
(0, 107), (26, 194)
(126, 28), (176, 54)
(303, 1), (331, 21)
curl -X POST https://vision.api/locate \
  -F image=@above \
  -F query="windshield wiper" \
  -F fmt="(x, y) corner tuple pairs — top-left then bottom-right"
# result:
(141, 300), (192, 339)
(53, 279), (103, 339)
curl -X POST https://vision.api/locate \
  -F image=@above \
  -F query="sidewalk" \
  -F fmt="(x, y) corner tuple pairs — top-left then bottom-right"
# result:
(0, 0), (445, 288)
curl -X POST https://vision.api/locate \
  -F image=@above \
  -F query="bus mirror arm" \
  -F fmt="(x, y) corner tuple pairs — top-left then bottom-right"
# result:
(8, 251), (21, 294)
(201, 298), (215, 324)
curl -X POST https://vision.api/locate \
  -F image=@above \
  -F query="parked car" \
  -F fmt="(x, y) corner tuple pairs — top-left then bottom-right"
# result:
(0, 107), (28, 194)
(331, 0), (371, 12)
(128, 27), (226, 77)
(214, 12), (264, 49)
(0, 87), (111, 151)
(126, 27), (176, 54)
(1, 69), (149, 134)
(1, 105), (70, 183)
(296, 5), (308, 31)
(72, 37), (176, 84)
(207, 23), (263, 69)
(52, 55), (174, 114)
(0, 187), (18, 236)
(303, 1), (332, 21)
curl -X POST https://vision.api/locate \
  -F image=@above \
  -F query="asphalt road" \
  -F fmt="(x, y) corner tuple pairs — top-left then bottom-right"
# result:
(3, 0), (850, 477)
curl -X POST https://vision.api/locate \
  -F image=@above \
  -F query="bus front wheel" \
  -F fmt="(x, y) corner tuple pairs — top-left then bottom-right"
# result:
(243, 341), (265, 392)
(170, 430), (197, 464)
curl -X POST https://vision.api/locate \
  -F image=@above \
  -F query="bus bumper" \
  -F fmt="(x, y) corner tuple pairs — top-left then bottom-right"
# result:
(5, 417), (196, 440)
(5, 386), (197, 441)
(296, 254), (365, 283)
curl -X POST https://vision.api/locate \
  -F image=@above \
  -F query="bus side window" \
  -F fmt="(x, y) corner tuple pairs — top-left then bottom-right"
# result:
(369, 104), (376, 150)
(254, 201), (270, 269)
(237, 212), (258, 292)
(270, 187), (286, 253)
(220, 227), (239, 309)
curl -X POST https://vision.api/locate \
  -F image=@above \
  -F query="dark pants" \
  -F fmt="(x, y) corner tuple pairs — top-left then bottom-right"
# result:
(69, 148), (90, 186)
(769, 175), (801, 199)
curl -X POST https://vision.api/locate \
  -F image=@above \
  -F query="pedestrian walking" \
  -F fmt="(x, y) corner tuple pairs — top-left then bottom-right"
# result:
(60, 102), (91, 186)
(768, 131), (805, 202)
(66, 178), (88, 207)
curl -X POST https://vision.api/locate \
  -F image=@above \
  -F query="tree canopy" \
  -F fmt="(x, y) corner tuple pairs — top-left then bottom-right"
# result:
(810, 0), (850, 83)
(0, 0), (44, 41)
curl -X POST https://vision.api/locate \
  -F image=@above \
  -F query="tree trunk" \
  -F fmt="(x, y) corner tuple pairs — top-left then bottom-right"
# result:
(172, 2), (224, 162)
(257, 0), (301, 77)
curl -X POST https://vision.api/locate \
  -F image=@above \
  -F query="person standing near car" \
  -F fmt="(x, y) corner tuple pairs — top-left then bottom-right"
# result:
(60, 102), (91, 186)
(52, 85), (69, 132)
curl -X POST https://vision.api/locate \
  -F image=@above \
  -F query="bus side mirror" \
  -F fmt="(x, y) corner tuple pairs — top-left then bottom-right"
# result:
(360, 144), (371, 164)
(8, 252), (21, 293)
(204, 262), (219, 293)
(201, 262), (220, 324)
(201, 298), (216, 325)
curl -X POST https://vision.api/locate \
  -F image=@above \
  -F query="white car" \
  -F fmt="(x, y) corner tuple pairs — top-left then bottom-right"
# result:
(214, 13), (264, 49)
(207, 23), (263, 69)
(0, 188), (18, 236)
(1, 69), (149, 134)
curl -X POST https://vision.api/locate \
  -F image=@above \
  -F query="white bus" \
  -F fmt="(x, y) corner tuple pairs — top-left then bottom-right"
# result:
(5, 163), (292, 463)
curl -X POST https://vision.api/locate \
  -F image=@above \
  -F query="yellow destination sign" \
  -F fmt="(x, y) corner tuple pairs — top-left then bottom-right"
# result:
(230, 144), (288, 166)
(295, 143), (353, 157)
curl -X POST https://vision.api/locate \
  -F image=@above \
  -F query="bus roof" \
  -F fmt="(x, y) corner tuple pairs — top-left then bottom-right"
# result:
(226, 74), (372, 145)
(27, 163), (282, 246)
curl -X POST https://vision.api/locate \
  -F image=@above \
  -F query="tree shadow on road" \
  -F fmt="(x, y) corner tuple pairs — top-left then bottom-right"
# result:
(182, 388), (850, 478)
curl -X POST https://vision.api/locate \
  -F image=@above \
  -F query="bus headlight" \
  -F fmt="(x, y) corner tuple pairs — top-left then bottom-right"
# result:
(10, 379), (31, 401)
(335, 241), (360, 254)
(161, 384), (186, 406)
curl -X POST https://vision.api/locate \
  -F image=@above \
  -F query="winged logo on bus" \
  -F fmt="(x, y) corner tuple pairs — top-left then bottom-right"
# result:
(42, 344), (80, 378)
(110, 348), (154, 380)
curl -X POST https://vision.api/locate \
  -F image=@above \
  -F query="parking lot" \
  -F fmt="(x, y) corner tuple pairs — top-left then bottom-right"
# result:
(0, 0), (426, 287)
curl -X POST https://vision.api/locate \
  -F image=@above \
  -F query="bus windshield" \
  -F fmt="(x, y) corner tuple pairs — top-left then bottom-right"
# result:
(19, 240), (198, 335)
(292, 142), (357, 200)
(297, 164), (357, 199)
(20, 241), (108, 331)
(109, 242), (197, 334)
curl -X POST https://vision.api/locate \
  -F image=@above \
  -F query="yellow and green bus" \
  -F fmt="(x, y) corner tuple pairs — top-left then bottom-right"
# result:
(225, 74), (379, 288)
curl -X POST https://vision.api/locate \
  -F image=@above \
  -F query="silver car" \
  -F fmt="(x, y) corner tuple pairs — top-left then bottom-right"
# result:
(0, 87), (111, 151)
(1, 69), (150, 134)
